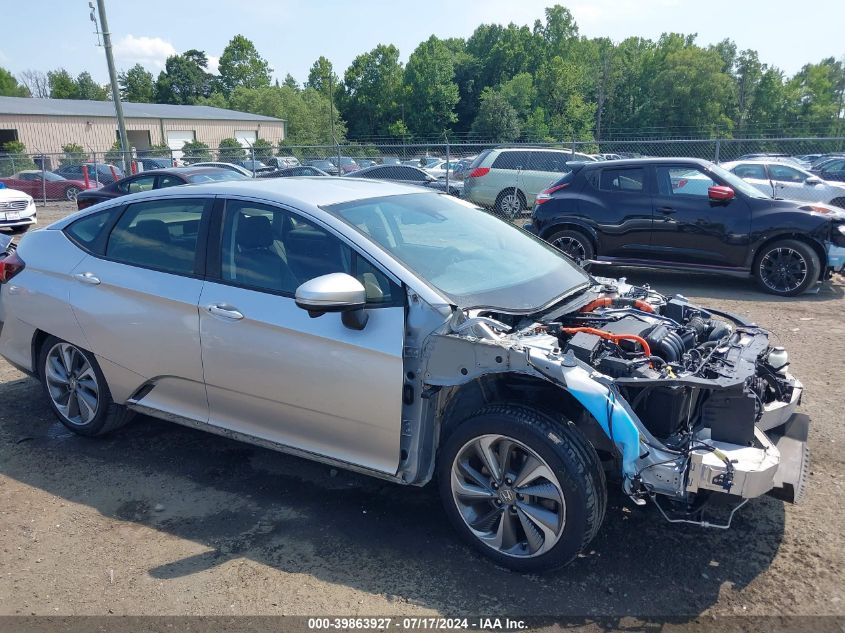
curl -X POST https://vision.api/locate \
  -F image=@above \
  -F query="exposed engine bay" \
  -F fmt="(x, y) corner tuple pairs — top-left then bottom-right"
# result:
(422, 276), (809, 528)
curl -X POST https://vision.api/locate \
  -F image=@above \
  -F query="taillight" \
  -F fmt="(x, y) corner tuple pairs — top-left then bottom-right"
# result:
(468, 167), (490, 178)
(535, 182), (570, 204)
(0, 251), (25, 284)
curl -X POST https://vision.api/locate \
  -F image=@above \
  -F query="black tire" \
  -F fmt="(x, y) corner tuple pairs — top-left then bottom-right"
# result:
(6, 225), (30, 235)
(753, 239), (820, 296)
(830, 197), (845, 210)
(437, 404), (606, 572)
(494, 188), (526, 218)
(547, 229), (595, 264)
(38, 336), (133, 437)
(64, 186), (81, 201)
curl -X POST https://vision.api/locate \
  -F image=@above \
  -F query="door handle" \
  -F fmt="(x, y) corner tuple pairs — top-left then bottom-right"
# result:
(207, 304), (244, 320)
(73, 272), (100, 285)
(657, 207), (676, 215)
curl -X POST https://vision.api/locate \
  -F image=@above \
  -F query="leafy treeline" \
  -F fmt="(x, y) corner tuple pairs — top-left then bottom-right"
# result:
(3, 5), (844, 143)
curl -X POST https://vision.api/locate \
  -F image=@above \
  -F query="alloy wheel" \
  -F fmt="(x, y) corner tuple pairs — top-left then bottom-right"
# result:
(450, 434), (566, 558)
(44, 343), (100, 426)
(499, 193), (523, 218)
(552, 236), (587, 262)
(65, 187), (80, 201)
(759, 247), (808, 293)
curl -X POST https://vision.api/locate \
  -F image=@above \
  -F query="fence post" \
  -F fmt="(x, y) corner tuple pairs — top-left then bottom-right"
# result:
(337, 143), (341, 177)
(714, 138), (721, 164)
(40, 155), (46, 206)
(445, 134), (450, 195)
(572, 135), (577, 157)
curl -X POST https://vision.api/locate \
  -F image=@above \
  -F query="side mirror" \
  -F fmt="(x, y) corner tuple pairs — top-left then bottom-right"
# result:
(805, 176), (822, 185)
(294, 272), (369, 330)
(708, 185), (735, 202)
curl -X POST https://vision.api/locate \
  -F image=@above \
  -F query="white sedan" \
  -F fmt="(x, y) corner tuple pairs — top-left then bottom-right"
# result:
(722, 160), (845, 208)
(0, 183), (37, 234)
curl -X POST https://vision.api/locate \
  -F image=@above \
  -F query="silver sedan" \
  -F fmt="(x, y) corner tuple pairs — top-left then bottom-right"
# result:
(0, 177), (809, 571)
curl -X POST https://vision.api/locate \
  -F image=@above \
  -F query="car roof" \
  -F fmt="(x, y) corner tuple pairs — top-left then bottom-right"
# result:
(129, 166), (232, 176)
(51, 178), (431, 230)
(576, 157), (715, 169)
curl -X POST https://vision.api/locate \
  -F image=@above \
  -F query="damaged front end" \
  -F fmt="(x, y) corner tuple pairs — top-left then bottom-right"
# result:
(421, 277), (809, 528)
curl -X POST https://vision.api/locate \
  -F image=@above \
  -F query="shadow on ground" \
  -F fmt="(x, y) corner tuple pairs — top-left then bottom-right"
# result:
(0, 366), (785, 618)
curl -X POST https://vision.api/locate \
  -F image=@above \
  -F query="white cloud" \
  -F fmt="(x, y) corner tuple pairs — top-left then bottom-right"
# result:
(113, 35), (176, 71)
(206, 55), (220, 76)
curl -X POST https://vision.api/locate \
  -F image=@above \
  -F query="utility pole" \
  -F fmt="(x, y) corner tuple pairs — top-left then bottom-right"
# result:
(327, 69), (339, 171)
(93, 0), (130, 173)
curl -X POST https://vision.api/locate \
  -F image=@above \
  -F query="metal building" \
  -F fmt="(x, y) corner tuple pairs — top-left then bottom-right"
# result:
(0, 96), (285, 158)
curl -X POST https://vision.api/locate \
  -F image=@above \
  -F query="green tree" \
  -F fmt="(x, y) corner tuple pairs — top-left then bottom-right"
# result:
(48, 69), (77, 99)
(139, 143), (172, 158)
(536, 56), (595, 139)
(155, 50), (212, 104)
(0, 141), (36, 177)
(218, 137), (246, 162)
(252, 138), (273, 160)
(119, 64), (155, 102)
(217, 35), (272, 97)
(404, 36), (460, 136)
(306, 56), (338, 93)
(282, 74), (299, 90)
(60, 143), (87, 166)
(470, 88), (520, 141)
(0, 67), (29, 97)
(788, 57), (845, 135)
(195, 92), (229, 108)
(74, 72), (109, 100)
(180, 140), (211, 163)
(340, 44), (404, 138)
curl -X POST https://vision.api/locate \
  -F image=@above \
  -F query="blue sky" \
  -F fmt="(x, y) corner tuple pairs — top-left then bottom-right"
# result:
(1, 0), (843, 85)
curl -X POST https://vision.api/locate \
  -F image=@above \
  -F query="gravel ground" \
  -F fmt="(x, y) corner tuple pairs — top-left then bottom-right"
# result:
(0, 201), (843, 621)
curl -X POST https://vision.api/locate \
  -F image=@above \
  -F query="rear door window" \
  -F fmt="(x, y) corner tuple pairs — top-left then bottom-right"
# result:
(117, 175), (156, 194)
(732, 164), (767, 179)
(64, 208), (122, 253)
(105, 199), (209, 275)
(598, 168), (646, 192)
(492, 151), (533, 171)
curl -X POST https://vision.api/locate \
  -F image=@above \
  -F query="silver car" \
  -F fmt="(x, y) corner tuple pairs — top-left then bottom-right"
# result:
(0, 178), (809, 571)
(723, 160), (845, 208)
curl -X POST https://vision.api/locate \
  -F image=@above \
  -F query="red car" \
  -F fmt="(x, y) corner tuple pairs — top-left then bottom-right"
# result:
(0, 170), (94, 202)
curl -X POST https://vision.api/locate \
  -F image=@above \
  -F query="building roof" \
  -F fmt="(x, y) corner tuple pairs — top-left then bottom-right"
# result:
(0, 96), (283, 122)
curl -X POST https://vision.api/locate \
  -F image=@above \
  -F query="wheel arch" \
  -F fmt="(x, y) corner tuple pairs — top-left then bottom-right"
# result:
(30, 329), (50, 376)
(435, 372), (617, 467)
(540, 221), (599, 251)
(748, 233), (827, 280)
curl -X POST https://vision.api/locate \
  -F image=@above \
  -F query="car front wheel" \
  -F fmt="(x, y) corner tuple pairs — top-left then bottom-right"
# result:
(753, 239), (820, 296)
(65, 186), (80, 201)
(39, 336), (133, 436)
(437, 405), (606, 572)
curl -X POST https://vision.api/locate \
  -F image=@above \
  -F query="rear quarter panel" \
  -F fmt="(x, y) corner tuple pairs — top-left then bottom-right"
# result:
(0, 230), (89, 372)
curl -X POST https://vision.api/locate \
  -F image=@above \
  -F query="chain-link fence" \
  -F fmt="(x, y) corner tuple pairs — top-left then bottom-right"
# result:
(1, 136), (843, 207)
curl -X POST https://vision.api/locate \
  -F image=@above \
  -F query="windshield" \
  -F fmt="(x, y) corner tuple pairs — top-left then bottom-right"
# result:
(328, 193), (590, 311)
(709, 164), (771, 199)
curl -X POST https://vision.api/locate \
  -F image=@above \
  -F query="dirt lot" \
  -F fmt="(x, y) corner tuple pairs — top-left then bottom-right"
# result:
(1, 202), (844, 621)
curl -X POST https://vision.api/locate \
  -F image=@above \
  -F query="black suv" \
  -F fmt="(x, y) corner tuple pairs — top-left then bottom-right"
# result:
(529, 158), (845, 296)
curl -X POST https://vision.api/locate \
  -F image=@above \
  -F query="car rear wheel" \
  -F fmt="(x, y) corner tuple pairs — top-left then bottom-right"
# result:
(753, 239), (820, 296)
(495, 189), (526, 218)
(548, 229), (595, 264)
(829, 197), (845, 209)
(64, 186), (80, 201)
(438, 405), (606, 572)
(38, 336), (133, 437)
